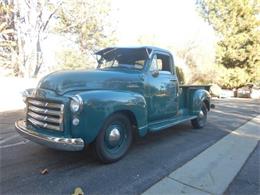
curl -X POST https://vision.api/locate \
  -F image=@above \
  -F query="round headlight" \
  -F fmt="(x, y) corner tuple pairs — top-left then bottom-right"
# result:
(70, 95), (83, 113)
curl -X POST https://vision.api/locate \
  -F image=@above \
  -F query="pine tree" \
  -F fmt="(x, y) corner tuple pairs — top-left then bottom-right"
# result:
(197, 0), (260, 87)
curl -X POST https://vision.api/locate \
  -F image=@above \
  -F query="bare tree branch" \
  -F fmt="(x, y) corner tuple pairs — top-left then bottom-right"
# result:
(42, 1), (62, 32)
(24, 0), (31, 9)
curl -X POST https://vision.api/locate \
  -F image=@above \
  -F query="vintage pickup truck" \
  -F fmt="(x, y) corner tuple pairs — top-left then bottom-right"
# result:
(15, 46), (211, 163)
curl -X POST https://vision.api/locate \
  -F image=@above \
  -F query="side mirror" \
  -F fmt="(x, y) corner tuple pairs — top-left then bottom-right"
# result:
(151, 69), (159, 77)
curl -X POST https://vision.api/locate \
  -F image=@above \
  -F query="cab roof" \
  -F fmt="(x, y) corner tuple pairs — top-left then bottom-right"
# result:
(95, 46), (171, 56)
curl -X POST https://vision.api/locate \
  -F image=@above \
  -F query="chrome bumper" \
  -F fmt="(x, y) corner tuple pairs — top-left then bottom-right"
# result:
(15, 120), (85, 151)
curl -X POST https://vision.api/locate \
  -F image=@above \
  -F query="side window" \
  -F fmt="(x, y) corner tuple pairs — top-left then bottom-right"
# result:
(157, 54), (171, 73)
(150, 53), (171, 73)
(150, 55), (158, 71)
(156, 59), (163, 70)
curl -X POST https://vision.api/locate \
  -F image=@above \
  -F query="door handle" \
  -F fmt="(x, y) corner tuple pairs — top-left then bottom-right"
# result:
(170, 79), (177, 82)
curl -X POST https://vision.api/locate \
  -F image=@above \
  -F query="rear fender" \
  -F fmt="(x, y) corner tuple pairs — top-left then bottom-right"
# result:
(192, 89), (210, 115)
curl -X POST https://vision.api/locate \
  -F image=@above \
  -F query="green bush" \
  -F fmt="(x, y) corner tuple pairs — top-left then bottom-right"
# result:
(188, 65), (254, 89)
(218, 66), (251, 89)
(176, 66), (185, 84)
(191, 72), (214, 85)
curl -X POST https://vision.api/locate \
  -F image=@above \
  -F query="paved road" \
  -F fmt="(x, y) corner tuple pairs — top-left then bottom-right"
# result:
(0, 98), (259, 195)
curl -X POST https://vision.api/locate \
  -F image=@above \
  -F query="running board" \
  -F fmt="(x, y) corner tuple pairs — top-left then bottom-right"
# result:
(148, 115), (197, 132)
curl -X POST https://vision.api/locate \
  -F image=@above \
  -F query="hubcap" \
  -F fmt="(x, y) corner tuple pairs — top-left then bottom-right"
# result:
(198, 109), (206, 126)
(108, 128), (121, 146)
(198, 110), (204, 118)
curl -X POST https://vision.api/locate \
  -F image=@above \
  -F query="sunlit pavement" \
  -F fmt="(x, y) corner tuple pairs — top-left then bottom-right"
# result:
(143, 115), (260, 195)
(0, 98), (259, 194)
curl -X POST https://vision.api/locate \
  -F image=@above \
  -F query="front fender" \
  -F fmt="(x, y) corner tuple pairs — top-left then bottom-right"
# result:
(192, 89), (210, 115)
(71, 90), (148, 143)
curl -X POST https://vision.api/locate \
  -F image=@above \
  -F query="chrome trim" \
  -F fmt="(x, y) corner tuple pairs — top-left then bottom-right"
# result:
(28, 99), (62, 109)
(15, 120), (85, 151)
(28, 105), (60, 116)
(27, 99), (64, 132)
(70, 95), (83, 113)
(28, 111), (61, 124)
(108, 128), (121, 146)
(109, 128), (121, 143)
(22, 88), (34, 102)
(28, 117), (60, 131)
(60, 104), (64, 131)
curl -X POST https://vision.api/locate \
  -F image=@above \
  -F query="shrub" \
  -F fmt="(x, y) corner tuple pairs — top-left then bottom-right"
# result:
(176, 66), (185, 84)
(218, 67), (251, 89)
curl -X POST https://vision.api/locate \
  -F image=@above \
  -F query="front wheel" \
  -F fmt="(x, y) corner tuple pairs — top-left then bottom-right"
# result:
(94, 113), (133, 163)
(191, 103), (207, 129)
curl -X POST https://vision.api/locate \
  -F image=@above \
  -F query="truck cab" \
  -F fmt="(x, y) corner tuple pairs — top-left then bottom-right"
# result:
(15, 46), (211, 163)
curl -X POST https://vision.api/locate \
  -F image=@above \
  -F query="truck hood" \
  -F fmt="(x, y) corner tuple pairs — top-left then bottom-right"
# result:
(37, 69), (143, 95)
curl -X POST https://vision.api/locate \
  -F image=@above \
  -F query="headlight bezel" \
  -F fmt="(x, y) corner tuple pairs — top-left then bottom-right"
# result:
(70, 95), (83, 113)
(22, 88), (33, 103)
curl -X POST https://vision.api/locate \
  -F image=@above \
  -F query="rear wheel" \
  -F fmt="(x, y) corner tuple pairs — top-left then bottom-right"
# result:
(94, 113), (133, 163)
(191, 102), (207, 129)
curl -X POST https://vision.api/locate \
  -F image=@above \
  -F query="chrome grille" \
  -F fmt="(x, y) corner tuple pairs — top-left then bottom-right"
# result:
(27, 99), (64, 131)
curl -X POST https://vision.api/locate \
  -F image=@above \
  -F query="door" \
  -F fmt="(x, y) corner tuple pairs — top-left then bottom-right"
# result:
(147, 52), (178, 121)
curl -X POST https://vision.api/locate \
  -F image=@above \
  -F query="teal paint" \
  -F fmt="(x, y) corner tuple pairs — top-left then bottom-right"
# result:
(17, 46), (211, 149)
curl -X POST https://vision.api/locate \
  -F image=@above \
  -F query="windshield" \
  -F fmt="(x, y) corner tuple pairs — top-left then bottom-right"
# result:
(96, 48), (150, 70)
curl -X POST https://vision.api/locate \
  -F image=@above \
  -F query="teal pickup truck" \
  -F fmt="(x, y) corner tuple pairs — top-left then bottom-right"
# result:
(15, 46), (211, 163)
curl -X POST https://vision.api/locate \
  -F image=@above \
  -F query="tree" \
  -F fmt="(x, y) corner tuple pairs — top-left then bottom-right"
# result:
(0, 1), (18, 75)
(55, 0), (116, 64)
(197, 0), (260, 87)
(55, 48), (93, 71)
(137, 34), (216, 84)
(2, 0), (115, 77)
(13, 0), (61, 77)
(174, 40), (198, 70)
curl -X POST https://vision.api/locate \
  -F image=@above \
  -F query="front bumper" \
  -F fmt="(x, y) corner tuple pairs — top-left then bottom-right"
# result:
(15, 119), (85, 151)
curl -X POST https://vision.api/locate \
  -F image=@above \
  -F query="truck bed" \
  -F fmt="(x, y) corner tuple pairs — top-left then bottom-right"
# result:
(179, 85), (211, 112)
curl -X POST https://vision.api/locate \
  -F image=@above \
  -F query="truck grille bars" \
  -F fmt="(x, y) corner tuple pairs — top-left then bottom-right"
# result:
(27, 99), (64, 131)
